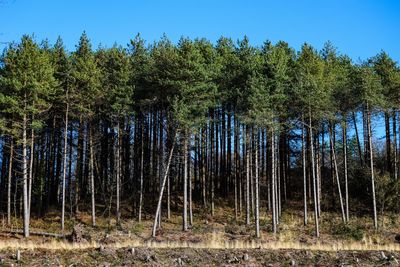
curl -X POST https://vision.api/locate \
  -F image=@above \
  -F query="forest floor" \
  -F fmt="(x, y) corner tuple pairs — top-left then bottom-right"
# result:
(0, 200), (400, 266)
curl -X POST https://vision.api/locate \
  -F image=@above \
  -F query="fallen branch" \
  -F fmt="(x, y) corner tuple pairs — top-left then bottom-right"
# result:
(4, 230), (65, 238)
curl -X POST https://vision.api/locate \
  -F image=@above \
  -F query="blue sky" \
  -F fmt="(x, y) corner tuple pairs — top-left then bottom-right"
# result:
(0, 0), (399, 63)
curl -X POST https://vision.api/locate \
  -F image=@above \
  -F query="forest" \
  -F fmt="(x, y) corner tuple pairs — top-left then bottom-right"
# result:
(0, 32), (399, 241)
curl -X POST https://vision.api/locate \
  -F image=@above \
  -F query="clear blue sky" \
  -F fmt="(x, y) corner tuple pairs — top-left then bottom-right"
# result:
(1, 0), (399, 63)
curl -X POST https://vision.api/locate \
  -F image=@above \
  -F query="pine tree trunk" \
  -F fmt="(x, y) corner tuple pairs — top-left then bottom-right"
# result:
(367, 104), (378, 229)
(28, 116), (34, 216)
(329, 127), (346, 224)
(202, 127), (207, 208)
(210, 113), (215, 216)
(90, 125), (96, 227)
(189, 137), (193, 227)
(138, 121), (144, 222)
(22, 112), (30, 238)
(352, 111), (363, 165)
(245, 126), (250, 225)
(302, 115), (307, 226)
(316, 136), (321, 218)
(385, 112), (391, 173)
(183, 131), (188, 231)
(234, 116), (239, 221)
(152, 134), (176, 237)
(393, 111), (398, 181)
(116, 121), (121, 224)
(7, 137), (13, 226)
(276, 142), (281, 221)
(271, 128), (277, 234)
(61, 101), (69, 233)
(309, 110), (319, 237)
(343, 119), (349, 222)
(254, 128), (260, 238)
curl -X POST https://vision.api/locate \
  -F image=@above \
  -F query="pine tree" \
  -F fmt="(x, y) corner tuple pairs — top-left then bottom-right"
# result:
(0, 35), (56, 237)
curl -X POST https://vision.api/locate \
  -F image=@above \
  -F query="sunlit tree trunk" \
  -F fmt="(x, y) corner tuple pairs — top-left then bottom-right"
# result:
(22, 111), (30, 238)
(61, 99), (69, 233)
(254, 128), (260, 238)
(302, 115), (307, 226)
(367, 104), (378, 229)
(343, 119), (349, 222)
(329, 127), (346, 224)
(7, 137), (13, 226)
(152, 134), (176, 237)
(309, 109), (319, 237)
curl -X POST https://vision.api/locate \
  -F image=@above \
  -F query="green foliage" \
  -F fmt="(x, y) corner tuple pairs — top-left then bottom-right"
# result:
(332, 224), (364, 241)
(294, 43), (326, 119)
(171, 37), (217, 131)
(71, 32), (101, 117)
(0, 35), (56, 139)
(98, 45), (133, 120)
(375, 172), (399, 212)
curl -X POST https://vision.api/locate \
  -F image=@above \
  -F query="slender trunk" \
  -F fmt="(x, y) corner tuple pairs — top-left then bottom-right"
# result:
(152, 134), (176, 237)
(183, 131), (188, 231)
(28, 117), (34, 216)
(189, 146), (193, 226)
(7, 137), (13, 226)
(61, 101), (69, 233)
(302, 115), (307, 226)
(367, 105), (378, 229)
(245, 126), (250, 225)
(316, 136), (321, 218)
(385, 112), (391, 173)
(90, 125), (96, 227)
(352, 111), (363, 165)
(271, 129), (277, 234)
(23, 112), (30, 238)
(138, 122), (144, 222)
(201, 128), (207, 208)
(309, 110), (319, 237)
(210, 113), (215, 216)
(116, 121), (121, 224)
(343, 119), (349, 222)
(329, 127), (346, 224)
(254, 129), (260, 238)
(393, 111), (398, 181)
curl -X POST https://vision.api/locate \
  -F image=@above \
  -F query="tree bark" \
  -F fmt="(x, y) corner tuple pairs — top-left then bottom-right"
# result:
(271, 128), (277, 234)
(302, 116), (307, 226)
(183, 131), (188, 231)
(7, 137), (13, 226)
(385, 112), (391, 173)
(352, 111), (363, 165)
(22, 112), (30, 238)
(245, 126), (250, 225)
(61, 100), (69, 233)
(343, 119), (349, 222)
(116, 121), (121, 224)
(393, 111), (398, 181)
(28, 116), (34, 216)
(138, 120), (144, 222)
(329, 127), (346, 224)
(152, 134), (176, 237)
(367, 104), (378, 229)
(309, 110), (319, 237)
(90, 125), (96, 227)
(254, 128), (260, 238)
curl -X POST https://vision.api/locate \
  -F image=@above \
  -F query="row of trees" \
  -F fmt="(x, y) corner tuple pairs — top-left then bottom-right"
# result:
(0, 33), (399, 238)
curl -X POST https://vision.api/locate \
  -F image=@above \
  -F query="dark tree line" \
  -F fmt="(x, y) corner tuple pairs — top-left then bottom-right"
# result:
(0, 33), (399, 238)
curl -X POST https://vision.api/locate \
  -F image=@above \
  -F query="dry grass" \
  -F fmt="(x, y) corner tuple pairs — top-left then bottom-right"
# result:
(0, 233), (399, 252)
(1, 202), (400, 253)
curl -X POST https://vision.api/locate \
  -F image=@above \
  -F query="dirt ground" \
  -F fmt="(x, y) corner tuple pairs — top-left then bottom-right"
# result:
(1, 202), (400, 266)
(0, 247), (399, 266)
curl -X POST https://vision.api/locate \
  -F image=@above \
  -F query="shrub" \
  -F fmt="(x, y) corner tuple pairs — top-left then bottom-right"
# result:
(332, 224), (364, 241)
